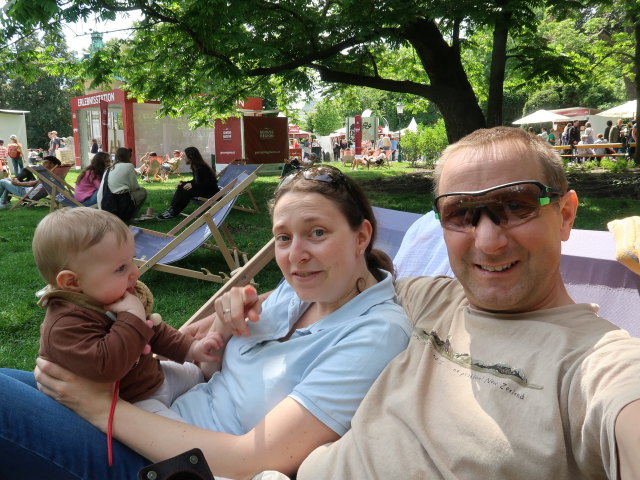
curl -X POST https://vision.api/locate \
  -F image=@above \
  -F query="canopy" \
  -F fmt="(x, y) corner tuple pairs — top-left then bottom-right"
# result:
(596, 100), (637, 118)
(512, 109), (572, 125)
(288, 125), (312, 137)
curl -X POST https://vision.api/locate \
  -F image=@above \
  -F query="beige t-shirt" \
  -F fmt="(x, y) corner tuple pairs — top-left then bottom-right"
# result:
(298, 276), (640, 480)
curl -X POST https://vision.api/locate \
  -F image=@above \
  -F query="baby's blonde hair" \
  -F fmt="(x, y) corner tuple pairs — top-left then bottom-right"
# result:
(33, 208), (131, 285)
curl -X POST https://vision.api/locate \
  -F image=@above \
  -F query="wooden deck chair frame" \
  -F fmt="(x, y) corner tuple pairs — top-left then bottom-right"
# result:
(10, 165), (78, 211)
(341, 149), (355, 168)
(215, 162), (263, 214)
(143, 158), (163, 182)
(163, 157), (182, 179)
(132, 170), (258, 283)
(189, 163), (263, 216)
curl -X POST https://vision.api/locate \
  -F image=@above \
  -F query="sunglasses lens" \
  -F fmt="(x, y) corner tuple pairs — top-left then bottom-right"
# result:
(436, 183), (546, 231)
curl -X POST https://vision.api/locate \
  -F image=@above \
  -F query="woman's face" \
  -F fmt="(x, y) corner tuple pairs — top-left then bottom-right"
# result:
(272, 191), (372, 311)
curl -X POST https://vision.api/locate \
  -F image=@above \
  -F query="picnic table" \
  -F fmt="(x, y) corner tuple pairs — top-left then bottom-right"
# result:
(552, 143), (635, 160)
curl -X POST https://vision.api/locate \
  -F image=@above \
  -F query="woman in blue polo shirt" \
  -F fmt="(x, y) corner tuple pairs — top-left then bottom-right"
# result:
(0, 165), (410, 480)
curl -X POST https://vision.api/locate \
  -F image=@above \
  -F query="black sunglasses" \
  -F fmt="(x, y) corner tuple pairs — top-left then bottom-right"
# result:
(434, 180), (563, 232)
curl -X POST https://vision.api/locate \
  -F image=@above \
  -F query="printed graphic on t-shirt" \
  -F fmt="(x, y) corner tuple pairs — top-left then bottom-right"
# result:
(414, 328), (543, 396)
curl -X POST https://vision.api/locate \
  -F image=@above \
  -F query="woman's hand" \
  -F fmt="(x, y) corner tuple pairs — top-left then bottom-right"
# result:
(34, 358), (114, 432)
(214, 285), (262, 337)
(179, 313), (216, 339)
(183, 182), (192, 191)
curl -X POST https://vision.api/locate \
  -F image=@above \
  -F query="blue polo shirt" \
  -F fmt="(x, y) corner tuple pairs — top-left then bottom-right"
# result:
(171, 270), (410, 435)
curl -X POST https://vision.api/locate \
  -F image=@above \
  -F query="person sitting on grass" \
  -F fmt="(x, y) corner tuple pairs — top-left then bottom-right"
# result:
(74, 152), (110, 207)
(157, 146), (219, 219)
(32, 207), (224, 420)
(0, 155), (60, 209)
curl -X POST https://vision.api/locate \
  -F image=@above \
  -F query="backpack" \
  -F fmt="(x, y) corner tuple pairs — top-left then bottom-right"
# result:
(100, 169), (136, 222)
(7, 144), (21, 159)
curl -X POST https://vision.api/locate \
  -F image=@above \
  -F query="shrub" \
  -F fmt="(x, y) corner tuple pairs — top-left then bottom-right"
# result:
(400, 119), (448, 167)
(601, 157), (629, 173)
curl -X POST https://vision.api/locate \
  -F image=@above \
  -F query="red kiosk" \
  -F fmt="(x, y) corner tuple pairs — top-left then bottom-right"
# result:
(71, 91), (288, 170)
(214, 98), (289, 166)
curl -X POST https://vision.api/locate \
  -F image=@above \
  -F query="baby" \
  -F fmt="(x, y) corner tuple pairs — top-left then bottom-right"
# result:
(33, 207), (223, 420)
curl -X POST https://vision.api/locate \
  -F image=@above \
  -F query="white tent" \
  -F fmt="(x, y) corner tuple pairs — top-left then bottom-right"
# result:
(596, 100), (637, 119)
(512, 109), (572, 125)
(395, 117), (418, 135)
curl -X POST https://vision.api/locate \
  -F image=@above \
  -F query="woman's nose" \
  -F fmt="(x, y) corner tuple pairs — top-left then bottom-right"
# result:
(288, 237), (310, 264)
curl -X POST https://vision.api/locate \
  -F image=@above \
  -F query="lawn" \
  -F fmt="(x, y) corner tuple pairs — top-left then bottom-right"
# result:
(1, 161), (638, 370)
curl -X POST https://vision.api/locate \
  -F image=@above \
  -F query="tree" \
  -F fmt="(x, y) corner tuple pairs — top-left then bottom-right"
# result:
(0, 34), (83, 149)
(1, 0), (594, 142)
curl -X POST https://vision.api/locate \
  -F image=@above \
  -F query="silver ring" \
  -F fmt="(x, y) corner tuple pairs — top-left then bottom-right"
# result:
(223, 308), (231, 314)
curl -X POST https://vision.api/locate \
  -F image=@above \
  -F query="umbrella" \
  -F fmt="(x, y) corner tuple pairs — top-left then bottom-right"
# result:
(512, 109), (572, 125)
(596, 100), (637, 118)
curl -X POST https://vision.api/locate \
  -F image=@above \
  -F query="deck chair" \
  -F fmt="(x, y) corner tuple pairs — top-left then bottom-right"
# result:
(341, 149), (355, 168)
(10, 165), (78, 211)
(185, 206), (640, 338)
(162, 157), (182, 179)
(189, 162), (263, 216)
(131, 170), (258, 283)
(143, 158), (163, 182)
(215, 163), (263, 214)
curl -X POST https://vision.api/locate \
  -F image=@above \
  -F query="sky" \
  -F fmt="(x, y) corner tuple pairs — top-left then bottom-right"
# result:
(0, 1), (140, 56)
(61, 11), (142, 56)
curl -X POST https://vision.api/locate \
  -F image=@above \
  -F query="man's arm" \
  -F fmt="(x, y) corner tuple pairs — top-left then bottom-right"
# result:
(615, 399), (640, 479)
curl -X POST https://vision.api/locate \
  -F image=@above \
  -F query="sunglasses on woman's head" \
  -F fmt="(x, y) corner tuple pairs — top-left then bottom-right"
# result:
(433, 180), (563, 232)
(278, 165), (348, 190)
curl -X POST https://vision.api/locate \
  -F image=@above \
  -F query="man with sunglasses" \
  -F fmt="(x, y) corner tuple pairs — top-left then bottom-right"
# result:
(299, 126), (640, 479)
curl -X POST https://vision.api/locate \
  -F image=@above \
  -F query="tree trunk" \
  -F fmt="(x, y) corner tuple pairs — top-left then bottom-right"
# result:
(486, 12), (511, 128)
(404, 19), (486, 142)
(634, 21), (639, 164)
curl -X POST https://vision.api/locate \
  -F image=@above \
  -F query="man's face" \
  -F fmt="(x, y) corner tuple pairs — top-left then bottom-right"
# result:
(437, 143), (577, 313)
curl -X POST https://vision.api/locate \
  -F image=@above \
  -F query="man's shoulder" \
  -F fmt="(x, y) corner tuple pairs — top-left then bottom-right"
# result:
(395, 276), (465, 326)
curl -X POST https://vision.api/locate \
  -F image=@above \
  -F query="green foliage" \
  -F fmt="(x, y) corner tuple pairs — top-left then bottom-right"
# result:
(400, 120), (449, 167)
(0, 34), (83, 148)
(601, 157), (630, 173)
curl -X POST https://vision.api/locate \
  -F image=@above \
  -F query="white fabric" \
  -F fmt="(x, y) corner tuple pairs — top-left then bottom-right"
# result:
(392, 210), (454, 278)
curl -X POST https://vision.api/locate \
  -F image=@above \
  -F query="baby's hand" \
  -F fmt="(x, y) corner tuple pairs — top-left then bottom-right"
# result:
(187, 331), (226, 363)
(104, 291), (146, 322)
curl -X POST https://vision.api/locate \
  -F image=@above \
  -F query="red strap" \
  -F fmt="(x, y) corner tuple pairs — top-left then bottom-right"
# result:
(107, 380), (120, 467)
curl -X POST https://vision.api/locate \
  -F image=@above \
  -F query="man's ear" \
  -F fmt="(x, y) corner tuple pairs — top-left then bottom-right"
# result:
(559, 190), (579, 241)
(56, 270), (82, 292)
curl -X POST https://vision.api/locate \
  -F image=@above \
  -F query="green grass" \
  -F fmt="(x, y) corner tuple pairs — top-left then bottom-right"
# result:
(1, 162), (638, 370)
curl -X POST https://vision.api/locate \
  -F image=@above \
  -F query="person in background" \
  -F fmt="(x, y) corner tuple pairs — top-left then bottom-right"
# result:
(609, 119), (623, 152)
(381, 135), (392, 151)
(6, 135), (24, 176)
(537, 127), (548, 142)
(583, 122), (594, 144)
(629, 120), (637, 158)
(90, 139), (99, 155)
(332, 140), (341, 162)
(0, 156), (60, 209)
(48, 131), (61, 157)
(603, 120), (613, 143)
(391, 136), (399, 160)
(161, 150), (182, 178)
(593, 132), (615, 160)
(75, 152), (110, 206)
(0, 139), (8, 177)
(157, 146), (218, 219)
(97, 147), (147, 217)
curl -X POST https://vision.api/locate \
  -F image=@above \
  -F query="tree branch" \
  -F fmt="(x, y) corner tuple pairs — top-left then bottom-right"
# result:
(312, 64), (435, 98)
